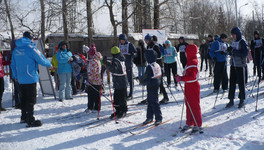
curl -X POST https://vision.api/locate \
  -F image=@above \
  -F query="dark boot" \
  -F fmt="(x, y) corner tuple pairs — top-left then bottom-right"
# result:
(0, 99), (6, 111)
(143, 118), (153, 125)
(159, 97), (169, 104)
(238, 99), (245, 109)
(225, 99), (234, 108)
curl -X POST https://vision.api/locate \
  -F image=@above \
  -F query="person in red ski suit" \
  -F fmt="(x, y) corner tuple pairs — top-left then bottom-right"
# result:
(175, 44), (202, 132)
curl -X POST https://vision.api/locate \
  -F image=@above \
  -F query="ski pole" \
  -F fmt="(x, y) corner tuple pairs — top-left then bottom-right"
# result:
(213, 90), (220, 109)
(97, 85), (103, 120)
(108, 82), (118, 124)
(163, 78), (178, 104)
(178, 82), (202, 133)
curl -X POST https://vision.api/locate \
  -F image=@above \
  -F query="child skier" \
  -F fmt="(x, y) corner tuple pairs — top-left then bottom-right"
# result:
(104, 46), (128, 119)
(175, 44), (202, 133)
(86, 44), (103, 114)
(142, 50), (162, 126)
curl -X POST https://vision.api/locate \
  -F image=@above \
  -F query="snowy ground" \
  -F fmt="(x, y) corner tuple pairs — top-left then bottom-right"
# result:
(0, 59), (264, 150)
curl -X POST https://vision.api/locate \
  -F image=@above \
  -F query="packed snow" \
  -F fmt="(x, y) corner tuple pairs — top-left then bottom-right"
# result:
(0, 57), (263, 150)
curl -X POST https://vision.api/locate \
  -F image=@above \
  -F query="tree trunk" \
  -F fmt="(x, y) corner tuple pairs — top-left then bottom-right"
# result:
(86, 0), (93, 46)
(143, 0), (151, 29)
(122, 0), (128, 36)
(153, 0), (159, 29)
(40, 0), (45, 47)
(105, 0), (118, 44)
(4, 0), (15, 40)
(62, 0), (69, 43)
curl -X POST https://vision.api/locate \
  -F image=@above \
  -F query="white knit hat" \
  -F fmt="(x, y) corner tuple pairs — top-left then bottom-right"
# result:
(83, 45), (89, 53)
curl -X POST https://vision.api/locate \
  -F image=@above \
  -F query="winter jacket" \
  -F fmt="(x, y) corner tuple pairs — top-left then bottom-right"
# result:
(56, 49), (73, 74)
(199, 43), (208, 58)
(207, 40), (214, 59)
(147, 41), (163, 67)
(0, 53), (5, 78)
(181, 44), (202, 127)
(11, 37), (51, 84)
(162, 40), (178, 64)
(134, 47), (146, 67)
(106, 53), (128, 89)
(230, 27), (249, 67)
(176, 39), (188, 63)
(209, 37), (228, 62)
(51, 54), (58, 73)
(119, 34), (137, 68)
(142, 50), (161, 87)
(250, 37), (264, 56)
(71, 54), (85, 77)
(87, 52), (102, 85)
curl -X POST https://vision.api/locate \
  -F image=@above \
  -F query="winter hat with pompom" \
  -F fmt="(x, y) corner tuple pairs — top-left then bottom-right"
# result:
(89, 43), (96, 56)
(83, 45), (89, 53)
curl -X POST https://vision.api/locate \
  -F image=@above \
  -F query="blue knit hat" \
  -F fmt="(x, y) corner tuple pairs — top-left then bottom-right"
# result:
(144, 34), (152, 41)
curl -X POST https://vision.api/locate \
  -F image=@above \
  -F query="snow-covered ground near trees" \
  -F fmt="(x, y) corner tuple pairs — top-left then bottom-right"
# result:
(0, 58), (264, 150)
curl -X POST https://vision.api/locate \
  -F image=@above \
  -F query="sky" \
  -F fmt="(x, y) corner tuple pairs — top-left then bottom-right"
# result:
(1, 0), (263, 37)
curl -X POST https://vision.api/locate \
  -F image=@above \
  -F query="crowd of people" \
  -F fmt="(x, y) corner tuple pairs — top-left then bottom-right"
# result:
(0, 26), (263, 132)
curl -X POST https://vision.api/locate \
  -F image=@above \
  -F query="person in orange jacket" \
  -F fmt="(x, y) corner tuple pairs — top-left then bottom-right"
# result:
(175, 44), (202, 133)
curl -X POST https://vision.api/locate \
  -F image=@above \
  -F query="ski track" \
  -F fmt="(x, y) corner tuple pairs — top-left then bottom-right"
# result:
(0, 61), (264, 150)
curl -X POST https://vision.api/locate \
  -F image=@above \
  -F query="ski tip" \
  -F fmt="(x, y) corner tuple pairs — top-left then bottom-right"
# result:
(129, 131), (136, 135)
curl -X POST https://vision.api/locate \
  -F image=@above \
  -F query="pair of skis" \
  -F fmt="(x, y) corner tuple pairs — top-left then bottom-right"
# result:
(117, 118), (174, 135)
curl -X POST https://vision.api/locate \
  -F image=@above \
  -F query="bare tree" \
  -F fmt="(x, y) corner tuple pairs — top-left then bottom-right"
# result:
(40, 0), (45, 46)
(122, 0), (128, 36)
(153, 0), (168, 29)
(62, 0), (69, 42)
(143, 0), (151, 29)
(86, 0), (93, 46)
(4, 0), (15, 40)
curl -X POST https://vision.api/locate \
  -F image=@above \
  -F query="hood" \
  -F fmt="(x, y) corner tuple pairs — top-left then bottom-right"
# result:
(231, 27), (242, 41)
(145, 50), (157, 64)
(165, 40), (172, 48)
(119, 34), (128, 42)
(186, 44), (198, 65)
(113, 53), (125, 61)
(15, 37), (32, 47)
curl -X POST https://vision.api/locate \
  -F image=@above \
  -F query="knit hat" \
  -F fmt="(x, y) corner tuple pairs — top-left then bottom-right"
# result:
(119, 34), (127, 41)
(208, 35), (213, 38)
(111, 46), (120, 55)
(83, 45), (90, 53)
(152, 35), (158, 42)
(58, 41), (67, 50)
(179, 36), (184, 40)
(254, 30), (260, 36)
(89, 43), (96, 56)
(214, 34), (219, 40)
(220, 33), (227, 39)
(202, 39), (206, 43)
(23, 31), (33, 40)
(144, 34), (152, 41)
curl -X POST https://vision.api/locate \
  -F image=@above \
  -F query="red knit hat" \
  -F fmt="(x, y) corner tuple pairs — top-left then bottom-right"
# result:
(89, 43), (96, 56)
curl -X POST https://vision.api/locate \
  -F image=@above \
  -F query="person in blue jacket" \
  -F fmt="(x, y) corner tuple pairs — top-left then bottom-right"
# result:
(118, 34), (136, 100)
(11, 31), (52, 127)
(226, 27), (249, 108)
(56, 41), (73, 102)
(142, 49), (162, 126)
(163, 40), (178, 88)
(209, 34), (229, 93)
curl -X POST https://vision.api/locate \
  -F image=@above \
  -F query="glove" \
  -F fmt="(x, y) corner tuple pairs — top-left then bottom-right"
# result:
(175, 75), (182, 82)
(220, 51), (226, 55)
(69, 57), (74, 62)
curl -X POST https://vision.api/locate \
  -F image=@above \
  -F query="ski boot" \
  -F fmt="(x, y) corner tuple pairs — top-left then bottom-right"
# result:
(238, 99), (245, 109)
(225, 99), (234, 108)
(143, 118), (153, 125)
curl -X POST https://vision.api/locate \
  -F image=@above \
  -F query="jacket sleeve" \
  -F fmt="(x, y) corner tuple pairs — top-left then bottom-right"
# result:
(250, 40), (255, 50)
(106, 59), (118, 74)
(209, 41), (217, 59)
(233, 40), (249, 57)
(10, 51), (17, 79)
(31, 46), (51, 67)
(56, 51), (71, 63)
(176, 45), (179, 52)
(142, 65), (153, 85)
(129, 43), (137, 56)
(154, 45), (161, 58)
(173, 47), (178, 57)
(181, 67), (198, 82)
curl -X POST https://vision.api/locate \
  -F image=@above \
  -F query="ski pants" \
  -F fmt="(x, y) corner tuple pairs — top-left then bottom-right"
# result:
(180, 52), (187, 68)
(200, 56), (208, 71)
(213, 61), (228, 91)
(20, 83), (37, 122)
(208, 58), (214, 75)
(126, 66), (134, 96)
(146, 85), (162, 121)
(114, 88), (128, 114)
(58, 72), (72, 100)
(228, 66), (246, 100)
(184, 81), (202, 127)
(87, 84), (102, 111)
(164, 62), (177, 86)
